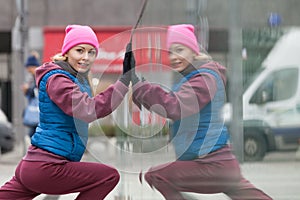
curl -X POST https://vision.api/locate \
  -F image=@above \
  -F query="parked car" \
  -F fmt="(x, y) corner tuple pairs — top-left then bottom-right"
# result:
(0, 109), (14, 154)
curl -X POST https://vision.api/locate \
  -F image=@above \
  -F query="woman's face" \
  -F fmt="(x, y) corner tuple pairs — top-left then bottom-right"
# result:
(65, 44), (97, 73)
(168, 43), (196, 72)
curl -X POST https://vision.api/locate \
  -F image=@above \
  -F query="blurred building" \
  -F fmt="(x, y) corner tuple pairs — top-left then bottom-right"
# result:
(2, 0), (300, 60)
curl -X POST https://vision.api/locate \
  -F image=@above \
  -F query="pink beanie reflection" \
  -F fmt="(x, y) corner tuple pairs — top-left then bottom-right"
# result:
(166, 24), (200, 54)
(61, 25), (99, 56)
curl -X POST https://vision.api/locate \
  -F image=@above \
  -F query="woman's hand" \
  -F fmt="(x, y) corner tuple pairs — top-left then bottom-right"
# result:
(120, 43), (139, 86)
(123, 43), (135, 75)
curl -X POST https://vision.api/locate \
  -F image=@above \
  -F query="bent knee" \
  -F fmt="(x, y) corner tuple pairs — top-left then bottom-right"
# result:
(108, 167), (120, 185)
(144, 170), (163, 188)
(144, 171), (153, 187)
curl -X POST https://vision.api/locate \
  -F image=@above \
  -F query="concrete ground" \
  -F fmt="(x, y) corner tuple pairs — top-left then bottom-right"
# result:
(1, 138), (300, 200)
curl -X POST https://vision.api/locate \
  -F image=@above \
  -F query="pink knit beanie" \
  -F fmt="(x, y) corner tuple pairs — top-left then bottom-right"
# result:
(61, 25), (99, 56)
(166, 24), (200, 54)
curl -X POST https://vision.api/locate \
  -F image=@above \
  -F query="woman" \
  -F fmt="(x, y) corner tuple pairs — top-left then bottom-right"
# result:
(0, 24), (133, 199)
(131, 24), (272, 200)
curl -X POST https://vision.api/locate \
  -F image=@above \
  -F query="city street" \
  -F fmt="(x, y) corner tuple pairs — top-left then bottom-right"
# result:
(1, 139), (300, 200)
(1, 1), (300, 200)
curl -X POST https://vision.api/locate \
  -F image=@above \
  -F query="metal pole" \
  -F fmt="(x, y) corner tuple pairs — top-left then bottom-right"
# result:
(12, 0), (28, 155)
(20, 0), (29, 64)
(228, 0), (244, 162)
(186, 0), (209, 52)
(186, 0), (196, 24)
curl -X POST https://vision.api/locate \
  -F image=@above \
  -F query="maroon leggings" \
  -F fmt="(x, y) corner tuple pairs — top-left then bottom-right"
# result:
(144, 156), (273, 200)
(0, 159), (119, 200)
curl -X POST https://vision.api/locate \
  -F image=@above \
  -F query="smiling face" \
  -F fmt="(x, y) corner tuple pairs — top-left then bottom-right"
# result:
(65, 44), (97, 73)
(168, 43), (197, 72)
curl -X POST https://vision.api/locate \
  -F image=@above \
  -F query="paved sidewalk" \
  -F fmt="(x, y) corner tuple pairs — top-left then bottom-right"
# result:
(1, 140), (300, 200)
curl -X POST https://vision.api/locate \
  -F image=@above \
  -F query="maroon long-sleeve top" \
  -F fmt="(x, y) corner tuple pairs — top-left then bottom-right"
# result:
(35, 62), (129, 123)
(132, 61), (227, 121)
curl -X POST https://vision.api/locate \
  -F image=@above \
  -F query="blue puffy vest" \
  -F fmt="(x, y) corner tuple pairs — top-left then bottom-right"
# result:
(171, 68), (229, 161)
(31, 69), (92, 161)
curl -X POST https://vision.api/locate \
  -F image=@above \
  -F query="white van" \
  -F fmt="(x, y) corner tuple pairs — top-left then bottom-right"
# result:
(225, 28), (300, 161)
